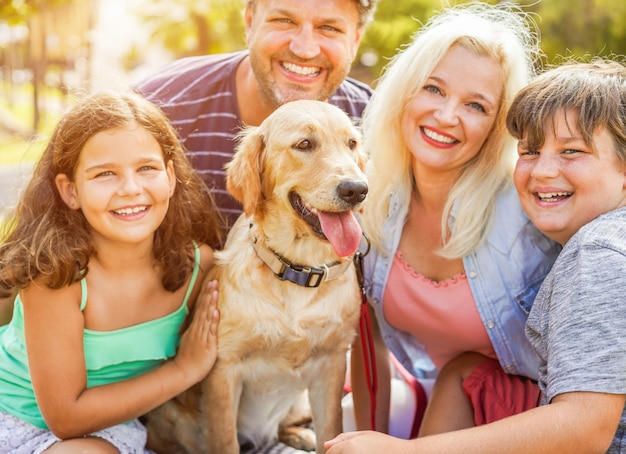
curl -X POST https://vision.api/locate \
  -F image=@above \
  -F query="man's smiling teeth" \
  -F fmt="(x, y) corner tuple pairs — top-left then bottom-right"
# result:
(422, 128), (457, 144)
(114, 206), (147, 215)
(282, 62), (320, 77)
(537, 192), (572, 202)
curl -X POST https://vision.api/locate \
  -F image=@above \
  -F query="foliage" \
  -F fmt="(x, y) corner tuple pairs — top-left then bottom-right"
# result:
(528, 0), (626, 64)
(357, 0), (440, 80)
(136, 0), (245, 59)
(0, 0), (76, 25)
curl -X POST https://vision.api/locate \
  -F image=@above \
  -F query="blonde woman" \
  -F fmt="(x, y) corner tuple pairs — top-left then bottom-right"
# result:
(345, 1), (561, 441)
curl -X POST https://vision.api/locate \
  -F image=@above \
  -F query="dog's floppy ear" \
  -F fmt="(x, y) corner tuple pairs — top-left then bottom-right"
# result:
(226, 126), (265, 216)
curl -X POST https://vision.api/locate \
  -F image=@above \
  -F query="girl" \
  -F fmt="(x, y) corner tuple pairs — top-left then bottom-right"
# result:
(0, 91), (222, 453)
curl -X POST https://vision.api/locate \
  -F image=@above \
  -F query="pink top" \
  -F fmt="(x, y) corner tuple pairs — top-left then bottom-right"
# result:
(383, 251), (496, 370)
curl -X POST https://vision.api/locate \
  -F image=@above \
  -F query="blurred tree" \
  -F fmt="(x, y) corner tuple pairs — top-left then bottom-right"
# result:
(528, 0), (626, 63)
(136, 0), (245, 61)
(357, 0), (626, 82)
(0, 0), (74, 25)
(355, 0), (441, 83)
(1, 0), (87, 131)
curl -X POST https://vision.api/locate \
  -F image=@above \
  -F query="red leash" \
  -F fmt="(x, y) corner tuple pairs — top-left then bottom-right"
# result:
(353, 235), (428, 437)
(353, 237), (378, 431)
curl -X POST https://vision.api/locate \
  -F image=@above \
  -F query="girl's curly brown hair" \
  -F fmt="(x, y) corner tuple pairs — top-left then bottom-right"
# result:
(0, 91), (223, 295)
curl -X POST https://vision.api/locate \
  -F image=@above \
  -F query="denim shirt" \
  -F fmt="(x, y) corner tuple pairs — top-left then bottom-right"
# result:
(363, 184), (561, 380)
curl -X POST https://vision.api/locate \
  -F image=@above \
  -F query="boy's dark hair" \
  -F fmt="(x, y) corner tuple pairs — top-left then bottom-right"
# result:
(507, 58), (626, 163)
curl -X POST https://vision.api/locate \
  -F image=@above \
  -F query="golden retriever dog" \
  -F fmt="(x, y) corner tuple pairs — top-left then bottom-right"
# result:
(145, 100), (368, 453)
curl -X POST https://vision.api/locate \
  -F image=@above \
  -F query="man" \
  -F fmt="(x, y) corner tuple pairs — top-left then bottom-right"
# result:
(136, 0), (377, 231)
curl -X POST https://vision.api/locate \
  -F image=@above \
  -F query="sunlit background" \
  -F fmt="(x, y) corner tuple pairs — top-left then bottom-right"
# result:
(1, 0), (625, 215)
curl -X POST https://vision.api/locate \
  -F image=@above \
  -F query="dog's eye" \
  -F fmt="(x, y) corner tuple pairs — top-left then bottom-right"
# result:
(294, 139), (314, 151)
(348, 139), (357, 150)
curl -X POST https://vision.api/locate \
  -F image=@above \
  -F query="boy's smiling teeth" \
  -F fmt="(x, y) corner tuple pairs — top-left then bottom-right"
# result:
(422, 127), (457, 144)
(114, 206), (147, 215)
(282, 62), (320, 77)
(537, 191), (572, 202)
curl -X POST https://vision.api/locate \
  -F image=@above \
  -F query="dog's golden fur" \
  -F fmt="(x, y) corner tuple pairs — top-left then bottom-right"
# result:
(145, 100), (368, 453)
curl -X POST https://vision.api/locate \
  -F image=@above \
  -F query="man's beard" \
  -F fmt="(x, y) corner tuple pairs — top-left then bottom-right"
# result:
(249, 53), (347, 109)
(264, 81), (333, 107)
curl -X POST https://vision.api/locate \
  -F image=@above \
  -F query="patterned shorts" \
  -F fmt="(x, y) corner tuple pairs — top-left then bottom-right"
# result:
(0, 411), (151, 454)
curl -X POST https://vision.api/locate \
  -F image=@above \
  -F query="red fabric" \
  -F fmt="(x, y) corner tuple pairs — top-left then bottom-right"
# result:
(462, 357), (541, 425)
(359, 298), (378, 430)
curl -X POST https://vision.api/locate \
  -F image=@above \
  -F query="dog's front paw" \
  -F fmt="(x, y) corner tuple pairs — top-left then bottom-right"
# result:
(278, 425), (316, 452)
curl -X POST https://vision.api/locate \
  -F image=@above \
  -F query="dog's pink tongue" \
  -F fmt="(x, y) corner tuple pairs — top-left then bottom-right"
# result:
(317, 211), (362, 257)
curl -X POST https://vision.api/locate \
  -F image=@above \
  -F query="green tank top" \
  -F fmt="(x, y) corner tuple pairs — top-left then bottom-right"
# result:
(0, 245), (200, 429)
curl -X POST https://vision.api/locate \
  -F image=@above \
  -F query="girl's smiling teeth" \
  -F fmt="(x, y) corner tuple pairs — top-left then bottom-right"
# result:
(421, 127), (458, 144)
(537, 191), (572, 202)
(282, 62), (320, 77)
(113, 206), (148, 216)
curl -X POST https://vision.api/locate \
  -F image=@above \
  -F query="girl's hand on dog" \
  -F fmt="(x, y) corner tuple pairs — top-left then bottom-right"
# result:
(175, 280), (220, 384)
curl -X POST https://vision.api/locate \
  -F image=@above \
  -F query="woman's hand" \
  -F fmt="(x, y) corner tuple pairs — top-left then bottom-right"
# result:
(174, 279), (220, 383)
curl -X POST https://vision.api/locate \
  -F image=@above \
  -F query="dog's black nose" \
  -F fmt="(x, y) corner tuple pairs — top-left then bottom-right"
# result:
(337, 180), (368, 204)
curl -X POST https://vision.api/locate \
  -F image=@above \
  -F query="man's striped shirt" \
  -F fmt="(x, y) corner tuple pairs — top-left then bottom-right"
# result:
(136, 51), (372, 230)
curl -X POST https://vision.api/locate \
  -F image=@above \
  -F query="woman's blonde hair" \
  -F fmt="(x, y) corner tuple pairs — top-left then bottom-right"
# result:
(0, 91), (223, 295)
(361, 1), (542, 257)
